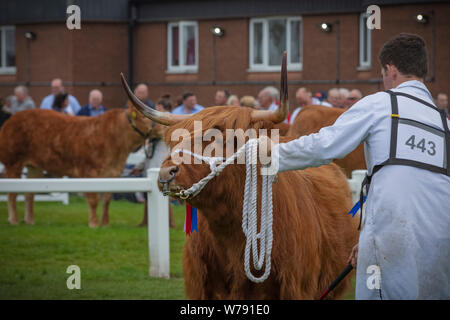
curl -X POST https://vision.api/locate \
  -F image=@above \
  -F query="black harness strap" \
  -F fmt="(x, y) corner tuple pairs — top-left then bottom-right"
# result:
(440, 108), (450, 177)
(144, 137), (162, 159)
(393, 91), (441, 111)
(126, 111), (154, 139)
(387, 90), (399, 159)
(357, 90), (449, 230)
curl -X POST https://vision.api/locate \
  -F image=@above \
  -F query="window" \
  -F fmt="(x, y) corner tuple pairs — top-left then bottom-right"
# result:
(167, 21), (198, 73)
(359, 13), (371, 69)
(249, 17), (302, 71)
(0, 26), (16, 74)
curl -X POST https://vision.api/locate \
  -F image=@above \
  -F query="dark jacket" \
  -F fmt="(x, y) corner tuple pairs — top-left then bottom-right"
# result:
(77, 104), (108, 116)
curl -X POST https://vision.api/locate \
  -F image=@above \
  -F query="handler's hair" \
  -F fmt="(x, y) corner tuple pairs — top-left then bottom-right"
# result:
(378, 33), (428, 78)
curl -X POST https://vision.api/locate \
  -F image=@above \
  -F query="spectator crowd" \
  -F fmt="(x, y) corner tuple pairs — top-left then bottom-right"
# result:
(1, 78), (449, 129)
(0, 77), (448, 207)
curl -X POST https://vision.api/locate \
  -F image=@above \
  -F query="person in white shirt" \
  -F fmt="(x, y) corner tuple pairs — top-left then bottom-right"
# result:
(436, 93), (448, 118)
(327, 88), (342, 108)
(288, 87), (313, 124)
(267, 33), (450, 299)
(339, 88), (350, 109)
(215, 89), (230, 106)
(312, 90), (333, 107)
(347, 89), (363, 108)
(2, 86), (35, 115)
(257, 86), (279, 111)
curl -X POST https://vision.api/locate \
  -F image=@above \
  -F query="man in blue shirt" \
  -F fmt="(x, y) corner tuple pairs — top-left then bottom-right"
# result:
(172, 92), (204, 115)
(134, 83), (155, 109)
(77, 89), (107, 116)
(40, 78), (81, 114)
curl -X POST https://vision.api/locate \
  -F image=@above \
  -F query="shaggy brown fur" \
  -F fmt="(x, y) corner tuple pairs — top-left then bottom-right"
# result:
(160, 106), (358, 299)
(0, 104), (161, 227)
(288, 105), (366, 177)
(272, 121), (290, 136)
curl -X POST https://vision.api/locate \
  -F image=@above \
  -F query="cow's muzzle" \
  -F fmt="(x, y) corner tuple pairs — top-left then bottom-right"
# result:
(158, 166), (179, 196)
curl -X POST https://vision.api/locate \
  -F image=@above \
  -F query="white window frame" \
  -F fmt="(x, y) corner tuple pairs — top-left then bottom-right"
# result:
(249, 17), (302, 72)
(0, 25), (16, 74)
(167, 21), (198, 73)
(358, 13), (372, 69)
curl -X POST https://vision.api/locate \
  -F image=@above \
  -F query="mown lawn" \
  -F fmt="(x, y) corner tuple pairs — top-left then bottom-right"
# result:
(0, 195), (355, 300)
(0, 195), (186, 299)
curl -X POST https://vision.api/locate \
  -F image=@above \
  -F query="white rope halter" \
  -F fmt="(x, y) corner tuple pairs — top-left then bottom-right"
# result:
(172, 138), (275, 283)
(241, 139), (274, 283)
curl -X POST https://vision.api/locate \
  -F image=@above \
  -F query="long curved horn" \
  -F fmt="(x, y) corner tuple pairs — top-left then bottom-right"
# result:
(120, 73), (189, 126)
(251, 51), (289, 123)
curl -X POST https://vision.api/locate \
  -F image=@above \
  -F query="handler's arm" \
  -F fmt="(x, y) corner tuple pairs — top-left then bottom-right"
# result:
(272, 96), (379, 173)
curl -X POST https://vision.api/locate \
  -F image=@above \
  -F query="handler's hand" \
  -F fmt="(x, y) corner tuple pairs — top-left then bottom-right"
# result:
(347, 244), (358, 268)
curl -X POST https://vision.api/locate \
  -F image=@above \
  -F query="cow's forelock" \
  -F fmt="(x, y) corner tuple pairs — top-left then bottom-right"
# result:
(160, 106), (275, 205)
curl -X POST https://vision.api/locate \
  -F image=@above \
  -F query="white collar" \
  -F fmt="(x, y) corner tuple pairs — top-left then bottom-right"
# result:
(395, 80), (433, 100)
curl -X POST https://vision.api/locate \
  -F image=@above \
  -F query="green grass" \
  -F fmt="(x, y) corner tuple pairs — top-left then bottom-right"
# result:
(0, 195), (186, 299)
(0, 195), (355, 300)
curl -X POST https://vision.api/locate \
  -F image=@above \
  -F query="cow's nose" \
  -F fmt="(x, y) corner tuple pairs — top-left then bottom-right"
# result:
(159, 165), (179, 181)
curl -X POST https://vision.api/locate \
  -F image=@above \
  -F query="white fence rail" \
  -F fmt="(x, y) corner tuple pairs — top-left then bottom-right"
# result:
(0, 168), (170, 279)
(0, 168), (367, 280)
(0, 164), (70, 204)
(0, 193), (69, 205)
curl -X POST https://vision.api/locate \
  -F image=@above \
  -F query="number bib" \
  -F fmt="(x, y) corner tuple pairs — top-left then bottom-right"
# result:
(378, 90), (450, 176)
(356, 89), (449, 231)
(396, 119), (446, 168)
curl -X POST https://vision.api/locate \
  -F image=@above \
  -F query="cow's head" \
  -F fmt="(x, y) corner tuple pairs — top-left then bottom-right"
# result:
(125, 97), (162, 140)
(121, 53), (289, 209)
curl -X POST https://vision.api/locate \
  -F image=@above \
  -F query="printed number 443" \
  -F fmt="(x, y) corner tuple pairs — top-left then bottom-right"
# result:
(405, 135), (436, 156)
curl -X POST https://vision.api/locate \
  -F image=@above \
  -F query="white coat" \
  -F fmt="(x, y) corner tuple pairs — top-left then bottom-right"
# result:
(272, 80), (450, 299)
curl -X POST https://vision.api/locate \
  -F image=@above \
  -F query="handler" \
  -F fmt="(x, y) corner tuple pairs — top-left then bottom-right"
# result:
(267, 33), (450, 299)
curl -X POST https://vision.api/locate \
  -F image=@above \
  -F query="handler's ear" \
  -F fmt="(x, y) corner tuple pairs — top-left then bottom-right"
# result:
(385, 64), (399, 80)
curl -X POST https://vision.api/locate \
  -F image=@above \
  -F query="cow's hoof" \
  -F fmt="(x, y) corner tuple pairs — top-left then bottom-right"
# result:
(8, 219), (19, 225)
(24, 219), (35, 225)
(89, 222), (99, 228)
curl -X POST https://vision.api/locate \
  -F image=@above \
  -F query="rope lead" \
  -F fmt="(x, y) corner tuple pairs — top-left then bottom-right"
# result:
(172, 138), (275, 283)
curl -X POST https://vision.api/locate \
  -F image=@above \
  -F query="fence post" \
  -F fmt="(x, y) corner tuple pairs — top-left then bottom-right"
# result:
(348, 170), (367, 225)
(146, 168), (170, 279)
(348, 170), (367, 204)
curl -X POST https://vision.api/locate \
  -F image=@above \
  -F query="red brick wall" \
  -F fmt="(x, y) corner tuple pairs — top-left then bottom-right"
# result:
(132, 2), (450, 108)
(0, 22), (128, 109)
(1, 3), (449, 110)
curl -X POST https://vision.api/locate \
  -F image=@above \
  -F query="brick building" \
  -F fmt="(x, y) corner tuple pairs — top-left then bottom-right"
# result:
(0, 0), (449, 110)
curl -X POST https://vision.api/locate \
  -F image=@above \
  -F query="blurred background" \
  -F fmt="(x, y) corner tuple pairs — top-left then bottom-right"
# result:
(0, 0), (449, 110)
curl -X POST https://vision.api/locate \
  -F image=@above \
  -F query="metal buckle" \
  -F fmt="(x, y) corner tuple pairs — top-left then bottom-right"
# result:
(178, 191), (190, 200)
(159, 171), (176, 196)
